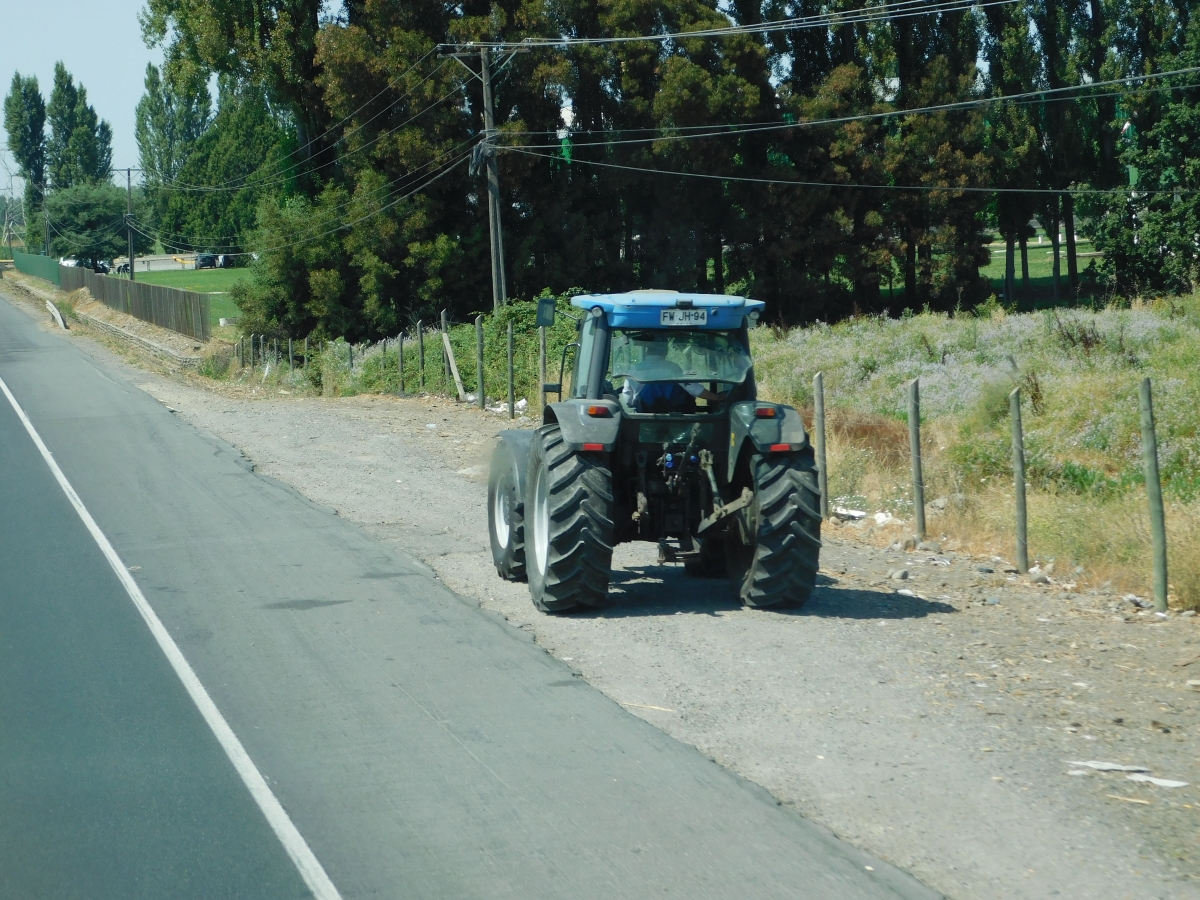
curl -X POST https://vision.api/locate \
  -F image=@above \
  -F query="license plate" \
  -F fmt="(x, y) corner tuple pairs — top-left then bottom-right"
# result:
(660, 308), (707, 326)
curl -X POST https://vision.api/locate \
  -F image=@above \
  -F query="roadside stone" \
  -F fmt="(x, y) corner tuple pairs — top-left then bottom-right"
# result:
(1029, 573), (1051, 585)
(902, 537), (918, 551)
(889, 569), (910, 581)
(986, 597), (1001, 605)
(1181, 610), (1196, 618)
(1002, 566), (1020, 574)
(930, 497), (948, 510)
(917, 540), (942, 553)
(976, 566), (995, 574)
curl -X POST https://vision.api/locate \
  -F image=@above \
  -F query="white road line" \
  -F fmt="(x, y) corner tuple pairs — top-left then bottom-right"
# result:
(0, 374), (342, 900)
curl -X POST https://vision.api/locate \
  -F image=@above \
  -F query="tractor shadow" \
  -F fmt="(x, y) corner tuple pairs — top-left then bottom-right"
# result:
(588, 554), (956, 620)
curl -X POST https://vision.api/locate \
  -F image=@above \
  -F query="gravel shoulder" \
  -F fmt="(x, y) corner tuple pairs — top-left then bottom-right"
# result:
(5, 276), (1198, 900)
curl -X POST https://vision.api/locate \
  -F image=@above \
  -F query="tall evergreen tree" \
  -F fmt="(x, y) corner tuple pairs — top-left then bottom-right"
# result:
(46, 62), (112, 188)
(136, 63), (212, 228)
(161, 79), (284, 254)
(3, 72), (46, 251)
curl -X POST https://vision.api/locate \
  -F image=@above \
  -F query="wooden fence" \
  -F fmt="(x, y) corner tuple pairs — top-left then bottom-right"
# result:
(59, 266), (210, 342)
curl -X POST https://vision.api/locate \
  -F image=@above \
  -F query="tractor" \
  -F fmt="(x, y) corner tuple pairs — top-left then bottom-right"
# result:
(487, 290), (821, 613)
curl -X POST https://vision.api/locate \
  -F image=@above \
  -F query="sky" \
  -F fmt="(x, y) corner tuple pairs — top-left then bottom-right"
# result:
(0, 0), (162, 195)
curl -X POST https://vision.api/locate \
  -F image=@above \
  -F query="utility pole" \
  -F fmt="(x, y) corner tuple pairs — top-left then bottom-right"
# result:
(124, 168), (135, 281)
(480, 48), (506, 309)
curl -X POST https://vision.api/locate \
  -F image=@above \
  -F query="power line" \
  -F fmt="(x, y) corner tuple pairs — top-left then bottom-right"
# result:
(149, 49), (445, 194)
(502, 65), (1200, 150)
(138, 136), (479, 251)
(505, 145), (1200, 195)
(438, 0), (1016, 49)
(134, 144), (477, 256)
(154, 73), (466, 195)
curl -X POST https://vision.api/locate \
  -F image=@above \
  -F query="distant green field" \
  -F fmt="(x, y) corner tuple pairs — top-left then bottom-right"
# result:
(120, 269), (246, 325)
(130, 268), (249, 294)
(981, 239), (1102, 306)
(208, 293), (243, 325)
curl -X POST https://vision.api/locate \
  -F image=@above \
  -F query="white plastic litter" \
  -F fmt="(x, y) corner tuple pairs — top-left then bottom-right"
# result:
(1126, 773), (1189, 788)
(832, 507), (867, 520)
(873, 511), (896, 525)
(1067, 761), (1150, 773)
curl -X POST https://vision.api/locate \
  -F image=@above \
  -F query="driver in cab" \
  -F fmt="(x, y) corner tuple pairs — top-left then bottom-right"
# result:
(619, 335), (725, 413)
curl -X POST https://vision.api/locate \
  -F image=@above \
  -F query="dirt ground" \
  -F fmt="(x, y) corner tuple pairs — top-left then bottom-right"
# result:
(5, 274), (1199, 900)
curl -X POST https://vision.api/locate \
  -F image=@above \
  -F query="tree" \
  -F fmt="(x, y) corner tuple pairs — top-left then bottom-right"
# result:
(45, 182), (141, 263)
(141, 0), (329, 180)
(4, 72), (46, 251)
(983, 0), (1041, 303)
(1079, 15), (1200, 294)
(161, 79), (284, 253)
(882, 7), (991, 310)
(136, 63), (212, 227)
(46, 62), (112, 188)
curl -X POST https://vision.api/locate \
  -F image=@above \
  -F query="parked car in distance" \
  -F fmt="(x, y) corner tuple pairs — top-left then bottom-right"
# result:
(196, 254), (218, 269)
(60, 256), (110, 273)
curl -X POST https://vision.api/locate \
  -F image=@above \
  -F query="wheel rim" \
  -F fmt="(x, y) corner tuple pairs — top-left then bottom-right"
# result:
(493, 475), (511, 549)
(532, 463), (550, 575)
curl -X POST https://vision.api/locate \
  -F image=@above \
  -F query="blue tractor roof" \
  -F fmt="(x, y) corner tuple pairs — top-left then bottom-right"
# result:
(571, 290), (765, 330)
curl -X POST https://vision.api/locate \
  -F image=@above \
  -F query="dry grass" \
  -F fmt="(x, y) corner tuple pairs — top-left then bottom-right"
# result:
(755, 299), (1200, 610)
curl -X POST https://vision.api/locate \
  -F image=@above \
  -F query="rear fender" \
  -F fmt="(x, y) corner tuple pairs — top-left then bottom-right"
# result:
(494, 430), (535, 508)
(727, 402), (810, 482)
(547, 400), (622, 452)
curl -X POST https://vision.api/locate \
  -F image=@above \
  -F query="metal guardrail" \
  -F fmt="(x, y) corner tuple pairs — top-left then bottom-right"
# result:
(59, 265), (210, 342)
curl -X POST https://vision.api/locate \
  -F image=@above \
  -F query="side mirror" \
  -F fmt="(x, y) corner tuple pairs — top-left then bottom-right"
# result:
(535, 296), (557, 327)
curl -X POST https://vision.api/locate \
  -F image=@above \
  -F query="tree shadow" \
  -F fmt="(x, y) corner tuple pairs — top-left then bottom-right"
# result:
(582, 564), (957, 620)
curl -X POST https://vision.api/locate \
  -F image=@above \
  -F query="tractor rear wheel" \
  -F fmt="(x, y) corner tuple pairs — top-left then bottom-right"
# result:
(525, 424), (614, 613)
(488, 440), (526, 581)
(726, 450), (822, 608)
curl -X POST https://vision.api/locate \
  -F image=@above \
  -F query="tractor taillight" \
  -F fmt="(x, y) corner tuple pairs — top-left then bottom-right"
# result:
(754, 407), (777, 418)
(586, 406), (610, 417)
(581, 442), (605, 451)
(768, 443), (793, 452)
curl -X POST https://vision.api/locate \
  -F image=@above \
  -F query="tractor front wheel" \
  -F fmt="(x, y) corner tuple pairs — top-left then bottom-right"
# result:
(525, 425), (614, 613)
(726, 450), (822, 608)
(488, 440), (526, 581)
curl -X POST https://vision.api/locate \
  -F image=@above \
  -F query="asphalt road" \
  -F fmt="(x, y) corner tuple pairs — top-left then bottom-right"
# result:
(0, 285), (940, 900)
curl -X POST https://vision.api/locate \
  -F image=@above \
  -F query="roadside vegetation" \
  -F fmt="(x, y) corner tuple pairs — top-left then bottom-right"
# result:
(751, 294), (1200, 608)
(207, 291), (582, 409)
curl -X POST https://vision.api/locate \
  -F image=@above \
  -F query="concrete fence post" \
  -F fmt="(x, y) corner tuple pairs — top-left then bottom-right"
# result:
(908, 378), (926, 541)
(416, 320), (425, 390)
(813, 371), (829, 519)
(1010, 387), (1029, 573)
(1139, 377), (1169, 611)
(507, 321), (515, 419)
(398, 333), (404, 394)
(476, 316), (486, 410)
(288, 338), (294, 372)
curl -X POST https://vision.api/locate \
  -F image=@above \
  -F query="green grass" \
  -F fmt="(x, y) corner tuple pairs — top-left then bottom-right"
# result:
(126, 268), (250, 294)
(980, 239), (1103, 307)
(208, 293), (242, 325)
(112, 269), (245, 326)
